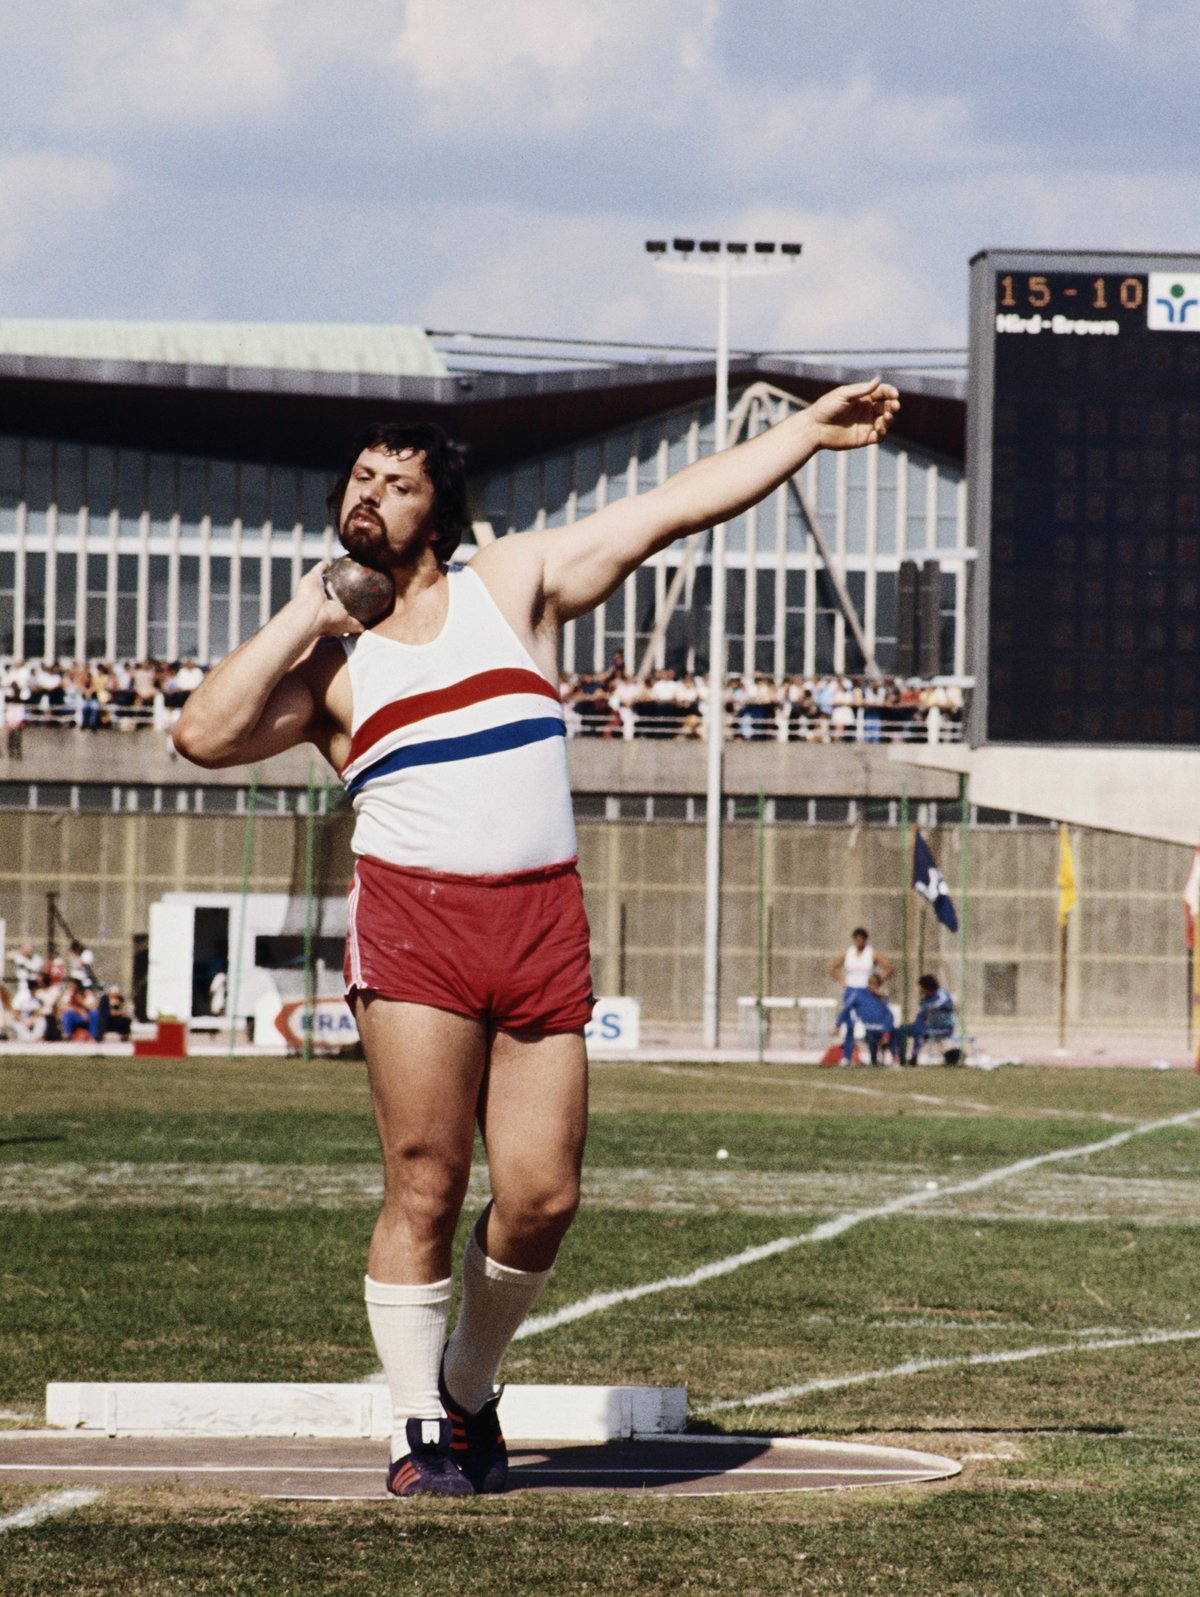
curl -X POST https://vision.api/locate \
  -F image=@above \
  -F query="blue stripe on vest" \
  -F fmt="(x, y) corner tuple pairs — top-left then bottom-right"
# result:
(345, 716), (566, 799)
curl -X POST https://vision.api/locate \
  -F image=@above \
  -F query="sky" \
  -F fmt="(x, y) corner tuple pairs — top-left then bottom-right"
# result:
(2, 0), (1197, 355)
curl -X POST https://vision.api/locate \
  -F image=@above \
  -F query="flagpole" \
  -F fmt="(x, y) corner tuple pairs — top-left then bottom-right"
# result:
(959, 773), (970, 1033)
(1056, 824), (1076, 1054)
(900, 783), (911, 1026)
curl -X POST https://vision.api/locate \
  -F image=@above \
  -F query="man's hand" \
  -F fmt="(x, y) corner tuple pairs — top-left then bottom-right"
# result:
(806, 378), (900, 452)
(304, 561), (366, 638)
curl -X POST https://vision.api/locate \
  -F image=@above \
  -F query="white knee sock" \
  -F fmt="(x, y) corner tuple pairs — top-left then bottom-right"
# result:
(364, 1275), (452, 1460)
(442, 1231), (554, 1415)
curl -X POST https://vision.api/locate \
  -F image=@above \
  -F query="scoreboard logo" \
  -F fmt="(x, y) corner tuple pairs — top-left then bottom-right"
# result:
(1148, 272), (1200, 330)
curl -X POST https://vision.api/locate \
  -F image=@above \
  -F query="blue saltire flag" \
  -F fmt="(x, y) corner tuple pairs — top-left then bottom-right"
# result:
(912, 830), (958, 932)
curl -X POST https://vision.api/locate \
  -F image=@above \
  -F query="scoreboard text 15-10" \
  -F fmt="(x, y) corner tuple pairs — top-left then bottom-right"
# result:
(967, 249), (1200, 746)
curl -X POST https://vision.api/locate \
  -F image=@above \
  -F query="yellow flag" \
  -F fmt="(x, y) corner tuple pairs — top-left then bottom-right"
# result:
(1057, 824), (1076, 926)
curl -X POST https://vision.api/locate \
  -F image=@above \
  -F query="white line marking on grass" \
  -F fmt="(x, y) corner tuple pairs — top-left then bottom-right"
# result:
(0, 1489), (103, 1533)
(517, 1106), (1200, 1341)
(705, 1326), (1200, 1412)
(649, 1064), (1136, 1122)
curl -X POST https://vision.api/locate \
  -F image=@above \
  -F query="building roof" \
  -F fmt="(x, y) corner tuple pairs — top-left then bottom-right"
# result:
(0, 319), (449, 379)
(0, 324), (965, 472)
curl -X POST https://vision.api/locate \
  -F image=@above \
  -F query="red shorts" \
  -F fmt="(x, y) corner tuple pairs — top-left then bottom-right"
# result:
(345, 855), (593, 1033)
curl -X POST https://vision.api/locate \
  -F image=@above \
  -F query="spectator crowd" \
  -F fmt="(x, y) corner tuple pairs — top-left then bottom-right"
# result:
(1, 656), (964, 749)
(2, 659), (205, 747)
(1, 938), (132, 1044)
(561, 662), (964, 743)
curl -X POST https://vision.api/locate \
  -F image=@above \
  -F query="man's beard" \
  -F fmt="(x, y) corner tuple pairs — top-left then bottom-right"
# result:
(338, 510), (388, 566)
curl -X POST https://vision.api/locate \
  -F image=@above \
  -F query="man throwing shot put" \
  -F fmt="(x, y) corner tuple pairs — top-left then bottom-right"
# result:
(172, 377), (899, 1498)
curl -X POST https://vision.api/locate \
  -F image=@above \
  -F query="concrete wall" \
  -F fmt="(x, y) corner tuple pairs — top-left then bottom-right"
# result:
(1, 807), (1190, 1031)
(0, 729), (959, 799)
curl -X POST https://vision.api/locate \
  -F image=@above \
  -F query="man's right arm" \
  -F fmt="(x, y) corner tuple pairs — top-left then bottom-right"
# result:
(172, 565), (357, 769)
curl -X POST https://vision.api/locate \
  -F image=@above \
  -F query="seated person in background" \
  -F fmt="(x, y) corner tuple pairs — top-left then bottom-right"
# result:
(91, 986), (132, 1040)
(898, 974), (957, 1066)
(835, 972), (895, 1066)
(56, 981), (97, 1042)
(0, 981), (46, 1042)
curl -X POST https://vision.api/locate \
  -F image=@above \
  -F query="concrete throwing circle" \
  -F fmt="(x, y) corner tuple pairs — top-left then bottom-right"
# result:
(0, 1434), (959, 1498)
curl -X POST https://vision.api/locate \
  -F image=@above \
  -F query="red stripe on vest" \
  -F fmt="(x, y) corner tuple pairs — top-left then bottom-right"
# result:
(343, 668), (560, 774)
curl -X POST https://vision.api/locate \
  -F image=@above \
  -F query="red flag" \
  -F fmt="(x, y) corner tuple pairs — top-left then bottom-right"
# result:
(1184, 845), (1200, 951)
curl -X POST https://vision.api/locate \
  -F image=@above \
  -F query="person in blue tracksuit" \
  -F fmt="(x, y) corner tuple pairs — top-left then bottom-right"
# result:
(835, 973), (895, 1066)
(897, 974), (956, 1065)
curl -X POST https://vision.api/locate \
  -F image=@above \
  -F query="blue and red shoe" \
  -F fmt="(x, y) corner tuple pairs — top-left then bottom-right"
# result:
(386, 1417), (475, 1498)
(439, 1358), (508, 1494)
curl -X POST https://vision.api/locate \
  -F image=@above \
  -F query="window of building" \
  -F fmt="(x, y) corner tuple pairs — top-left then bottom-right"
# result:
(209, 555), (231, 658)
(0, 437), (19, 538)
(178, 555), (201, 658)
(875, 448), (899, 556)
(115, 553), (139, 658)
(25, 550), (47, 658)
(147, 553), (170, 658)
(25, 440), (52, 540)
(0, 551), (15, 655)
(54, 550), (76, 658)
(238, 554), (260, 644)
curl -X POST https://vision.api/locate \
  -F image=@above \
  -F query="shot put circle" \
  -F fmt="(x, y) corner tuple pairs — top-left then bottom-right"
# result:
(323, 557), (395, 625)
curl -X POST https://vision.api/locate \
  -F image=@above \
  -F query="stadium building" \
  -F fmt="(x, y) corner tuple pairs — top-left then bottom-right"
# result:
(0, 320), (1192, 1043)
(0, 320), (967, 677)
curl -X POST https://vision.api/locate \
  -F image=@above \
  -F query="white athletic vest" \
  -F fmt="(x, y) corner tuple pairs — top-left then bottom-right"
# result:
(842, 943), (875, 988)
(338, 564), (577, 876)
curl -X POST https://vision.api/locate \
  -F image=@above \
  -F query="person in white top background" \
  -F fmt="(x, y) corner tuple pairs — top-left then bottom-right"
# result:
(831, 926), (894, 1003)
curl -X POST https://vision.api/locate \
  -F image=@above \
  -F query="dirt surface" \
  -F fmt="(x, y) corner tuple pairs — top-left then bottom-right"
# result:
(0, 1433), (959, 1499)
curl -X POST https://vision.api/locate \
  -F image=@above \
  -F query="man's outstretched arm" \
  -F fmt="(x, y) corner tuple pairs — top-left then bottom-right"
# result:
(522, 378), (899, 622)
(172, 565), (356, 769)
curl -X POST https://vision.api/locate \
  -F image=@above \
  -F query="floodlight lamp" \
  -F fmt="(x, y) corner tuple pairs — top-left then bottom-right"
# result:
(645, 240), (667, 254)
(726, 242), (747, 255)
(699, 240), (720, 254)
(754, 242), (776, 254)
(673, 238), (696, 253)
(780, 242), (803, 257)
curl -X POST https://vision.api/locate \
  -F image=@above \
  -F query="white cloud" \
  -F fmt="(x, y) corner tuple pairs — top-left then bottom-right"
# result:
(0, 152), (122, 271)
(408, 199), (962, 354)
(712, 72), (980, 186)
(391, 0), (719, 134)
(50, 0), (329, 128)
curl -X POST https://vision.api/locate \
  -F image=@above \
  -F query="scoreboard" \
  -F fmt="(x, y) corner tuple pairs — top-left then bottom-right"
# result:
(966, 249), (1200, 745)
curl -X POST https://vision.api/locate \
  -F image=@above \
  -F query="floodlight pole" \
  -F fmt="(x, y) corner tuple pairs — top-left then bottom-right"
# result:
(646, 239), (801, 1046)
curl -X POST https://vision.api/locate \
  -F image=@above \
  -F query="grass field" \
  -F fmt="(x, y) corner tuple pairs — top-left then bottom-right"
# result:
(3, 1053), (1200, 1594)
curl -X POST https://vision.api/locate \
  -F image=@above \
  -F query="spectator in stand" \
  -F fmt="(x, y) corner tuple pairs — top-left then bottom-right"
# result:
(0, 981), (46, 1042)
(111, 661), (137, 721)
(56, 980), (97, 1042)
(10, 941), (43, 996)
(92, 985), (132, 1040)
(133, 659), (158, 718)
(4, 690), (25, 758)
(68, 939), (96, 990)
(78, 667), (102, 730)
(31, 965), (66, 1041)
(175, 659), (205, 701)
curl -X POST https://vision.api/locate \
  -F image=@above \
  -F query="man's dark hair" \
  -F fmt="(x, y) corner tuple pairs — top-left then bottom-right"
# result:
(852, 926), (869, 940)
(918, 974), (940, 993)
(327, 422), (471, 565)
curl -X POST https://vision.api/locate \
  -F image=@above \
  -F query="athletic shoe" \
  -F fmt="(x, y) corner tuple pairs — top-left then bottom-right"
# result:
(386, 1417), (475, 1498)
(439, 1357), (508, 1494)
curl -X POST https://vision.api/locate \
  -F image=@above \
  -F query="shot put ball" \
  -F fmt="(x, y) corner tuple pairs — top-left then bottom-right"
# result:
(322, 556), (395, 625)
